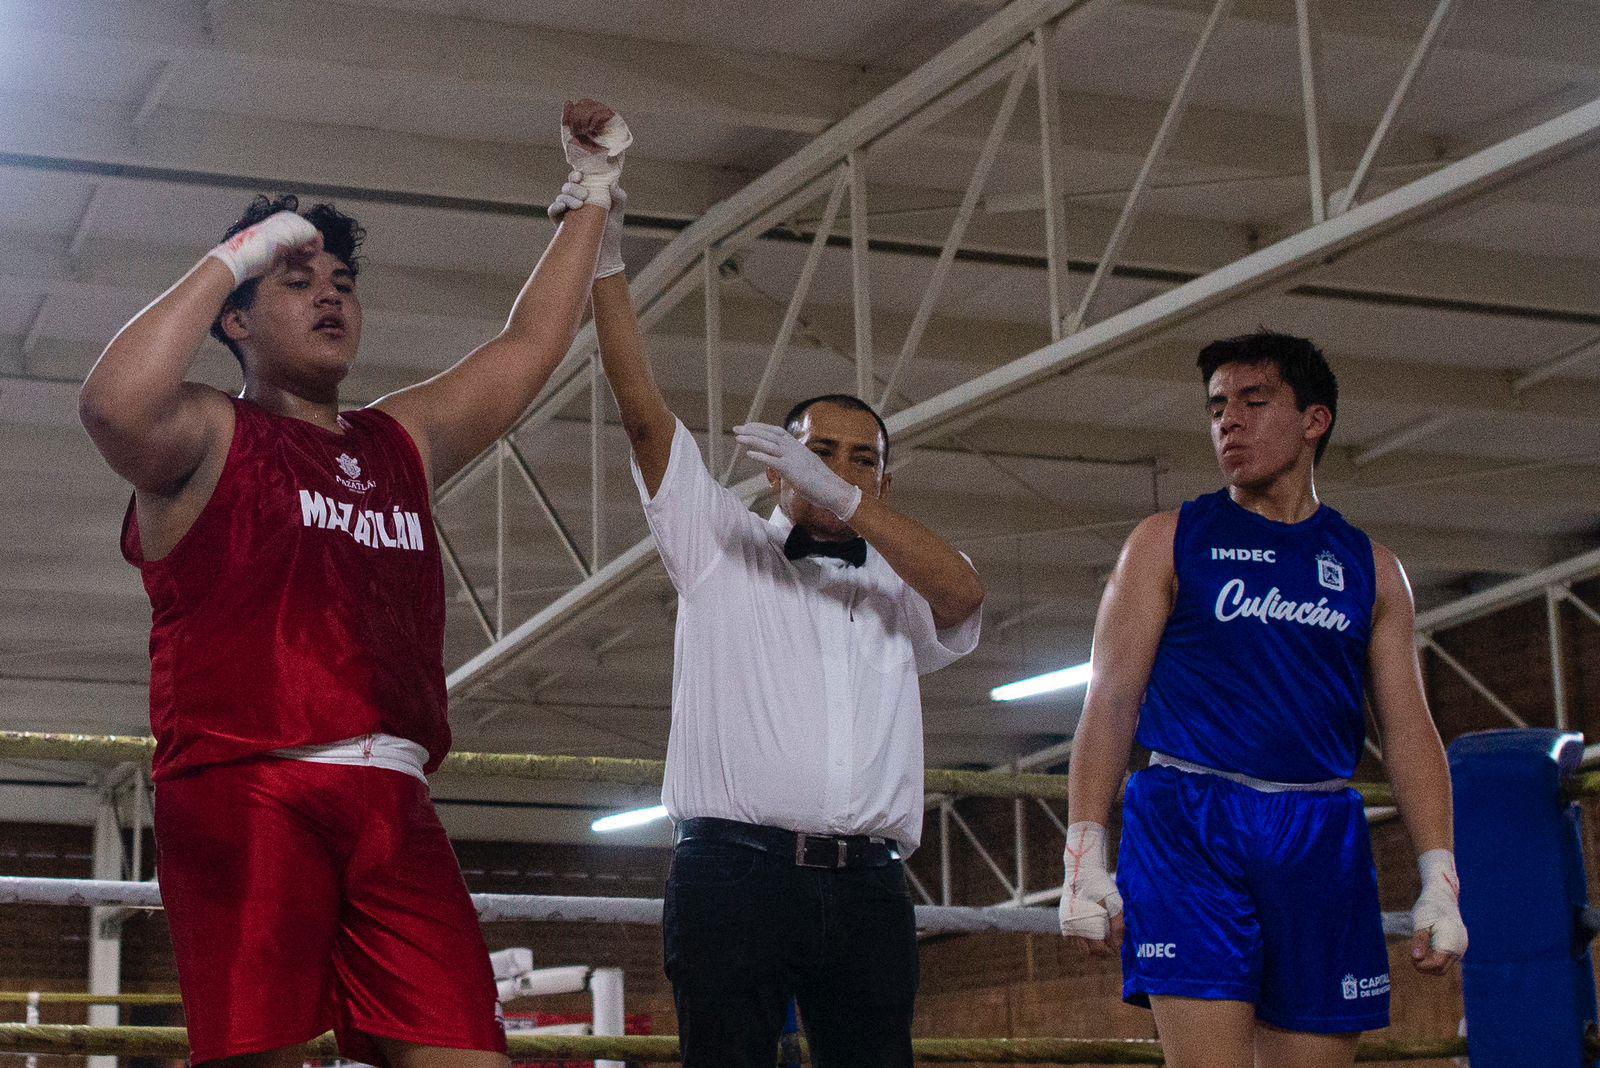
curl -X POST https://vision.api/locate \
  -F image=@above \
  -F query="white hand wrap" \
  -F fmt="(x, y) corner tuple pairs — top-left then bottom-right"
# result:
(1413, 849), (1467, 956)
(562, 113), (631, 211)
(207, 210), (319, 286)
(1058, 822), (1123, 940)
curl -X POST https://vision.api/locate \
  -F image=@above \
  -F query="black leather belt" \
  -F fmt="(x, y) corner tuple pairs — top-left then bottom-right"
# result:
(674, 816), (902, 869)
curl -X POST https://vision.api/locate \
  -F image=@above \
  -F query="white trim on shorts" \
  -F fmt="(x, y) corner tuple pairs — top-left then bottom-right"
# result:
(1147, 751), (1349, 793)
(274, 733), (428, 782)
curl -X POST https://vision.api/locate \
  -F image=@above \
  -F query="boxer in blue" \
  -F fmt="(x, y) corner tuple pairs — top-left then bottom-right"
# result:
(1056, 331), (1467, 1067)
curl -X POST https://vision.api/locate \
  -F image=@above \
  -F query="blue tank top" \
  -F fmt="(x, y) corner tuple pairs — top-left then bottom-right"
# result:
(1136, 490), (1376, 782)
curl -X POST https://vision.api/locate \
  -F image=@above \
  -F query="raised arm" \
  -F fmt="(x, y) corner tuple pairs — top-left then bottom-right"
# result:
(591, 265), (675, 494)
(1367, 542), (1466, 974)
(545, 171), (675, 493)
(79, 212), (318, 492)
(377, 100), (622, 487)
(1058, 511), (1177, 954)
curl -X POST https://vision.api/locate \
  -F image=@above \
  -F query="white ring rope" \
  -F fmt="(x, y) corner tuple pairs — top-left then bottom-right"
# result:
(0, 876), (1415, 937)
(0, 876), (1053, 934)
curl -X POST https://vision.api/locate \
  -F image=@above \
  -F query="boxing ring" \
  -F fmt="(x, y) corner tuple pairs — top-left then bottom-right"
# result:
(4, 730), (1594, 1064)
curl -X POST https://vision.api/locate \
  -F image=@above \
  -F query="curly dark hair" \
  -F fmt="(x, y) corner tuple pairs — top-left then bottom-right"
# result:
(1197, 330), (1338, 464)
(209, 194), (366, 363)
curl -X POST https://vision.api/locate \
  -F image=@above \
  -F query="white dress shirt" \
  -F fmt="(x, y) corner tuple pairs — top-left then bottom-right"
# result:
(633, 419), (982, 851)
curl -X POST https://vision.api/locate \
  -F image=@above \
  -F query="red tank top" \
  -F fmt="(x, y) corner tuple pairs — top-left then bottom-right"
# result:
(122, 397), (449, 781)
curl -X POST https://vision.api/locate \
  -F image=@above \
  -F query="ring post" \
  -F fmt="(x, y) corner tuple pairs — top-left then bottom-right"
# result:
(1452, 728), (1596, 1066)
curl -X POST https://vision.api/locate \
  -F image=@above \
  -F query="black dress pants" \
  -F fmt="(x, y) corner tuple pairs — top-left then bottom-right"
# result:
(663, 837), (919, 1068)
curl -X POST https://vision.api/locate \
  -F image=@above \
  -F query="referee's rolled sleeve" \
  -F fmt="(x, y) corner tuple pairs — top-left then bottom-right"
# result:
(905, 583), (983, 676)
(631, 418), (745, 594)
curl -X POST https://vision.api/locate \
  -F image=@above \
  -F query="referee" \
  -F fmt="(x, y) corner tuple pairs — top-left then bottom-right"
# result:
(565, 184), (984, 1067)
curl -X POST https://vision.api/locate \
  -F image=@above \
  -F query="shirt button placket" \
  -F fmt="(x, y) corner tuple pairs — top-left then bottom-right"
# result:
(821, 579), (853, 833)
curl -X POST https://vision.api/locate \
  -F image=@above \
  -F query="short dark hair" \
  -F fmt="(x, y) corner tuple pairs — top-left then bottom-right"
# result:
(1197, 330), (1338, 463)
(209, 194), (366, 364)
(782, 394), (890, 466)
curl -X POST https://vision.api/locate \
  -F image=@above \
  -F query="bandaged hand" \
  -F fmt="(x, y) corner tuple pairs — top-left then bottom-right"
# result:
(1411, 849), (1466, 971)
(549, 177), (627, 278)
(1058, 822), (1123, 949)
(562, 99), (631, 211)
(733, 422), (861, 521)
(207, 210), (320, 285)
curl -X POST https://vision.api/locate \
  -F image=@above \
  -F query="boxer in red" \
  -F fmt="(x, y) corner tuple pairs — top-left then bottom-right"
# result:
(78, 100), (629, 1068)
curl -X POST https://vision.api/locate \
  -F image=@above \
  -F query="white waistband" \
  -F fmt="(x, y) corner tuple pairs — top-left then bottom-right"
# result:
(1148, 751), (1350, 793)
(274, 733), (428, 783)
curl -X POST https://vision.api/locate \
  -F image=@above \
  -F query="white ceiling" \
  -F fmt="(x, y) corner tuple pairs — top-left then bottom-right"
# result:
(1, 0), (1597, 839)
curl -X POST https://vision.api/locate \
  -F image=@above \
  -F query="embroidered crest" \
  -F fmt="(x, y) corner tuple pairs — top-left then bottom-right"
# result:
(1316, 550), (1345, 592)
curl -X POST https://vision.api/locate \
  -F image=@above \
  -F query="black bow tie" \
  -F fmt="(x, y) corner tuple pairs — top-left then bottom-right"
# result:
(784, 526), (867, 567)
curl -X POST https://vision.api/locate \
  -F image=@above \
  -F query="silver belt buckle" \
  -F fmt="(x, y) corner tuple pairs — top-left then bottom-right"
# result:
(794, 832), (848, 868)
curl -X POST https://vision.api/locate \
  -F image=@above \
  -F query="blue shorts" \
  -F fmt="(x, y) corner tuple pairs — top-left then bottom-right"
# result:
(1118, 765), (1390, 1034)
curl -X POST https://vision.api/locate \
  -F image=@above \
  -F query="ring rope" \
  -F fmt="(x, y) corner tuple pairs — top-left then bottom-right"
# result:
(0, 992), (182, 1006)
(0, 1024), (1469, 1063)
(0, 876), (1419, 938)
(0, 876), (1053, 935)
(1565, 769), (1600, 801)
(0, 731), (1397, 805)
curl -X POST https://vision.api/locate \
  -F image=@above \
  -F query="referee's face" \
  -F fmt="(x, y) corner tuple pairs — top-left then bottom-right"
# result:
(774, 403), (889, 539)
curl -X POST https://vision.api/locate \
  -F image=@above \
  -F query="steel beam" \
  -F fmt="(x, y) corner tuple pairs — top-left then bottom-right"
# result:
(848, 152), (874, 399)
(946, 804), (1017, 899)
(1351, 412), (1457, 467)
(1420, 635), (1529, 728)
(589, 354), (605, 569)
(939, 802), (953, 906)
(1513, 331), (1600, 394)
(1069, 0), (1233, 331)
(1033, 22), (1073, 341)
(1294, 0), (1328, 223)
(445, 97), (1600, 699)
(436, 520), (496, 643)
(1332, 0), (1458, 215)
(86, 789), (122, 1068)
(879, 45), (1034, 410)
(722, 168), (849, 480)
(888, 97), (1600, 449)
(1563, 586), (1600, 630)
(506, 441), (591, 578)
(1548, 588), (1569, 731)
(1416, 545), (1600, 633)
(436, 0), (1096, 501)
(495, 443), (506, 638)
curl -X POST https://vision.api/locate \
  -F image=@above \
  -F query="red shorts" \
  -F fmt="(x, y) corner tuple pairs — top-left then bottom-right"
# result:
(155, 758), (506, 1066)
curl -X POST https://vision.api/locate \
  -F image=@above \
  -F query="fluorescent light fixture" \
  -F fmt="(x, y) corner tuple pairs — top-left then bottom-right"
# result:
(591, 804), (669, 833)
(990, 661), (1092, 702)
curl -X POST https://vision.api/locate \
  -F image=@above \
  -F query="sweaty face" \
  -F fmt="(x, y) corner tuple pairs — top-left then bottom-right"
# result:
(227, 249), (362, 394)
(772, 403), (889, 538)
(1206, 362), (1329, 489)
